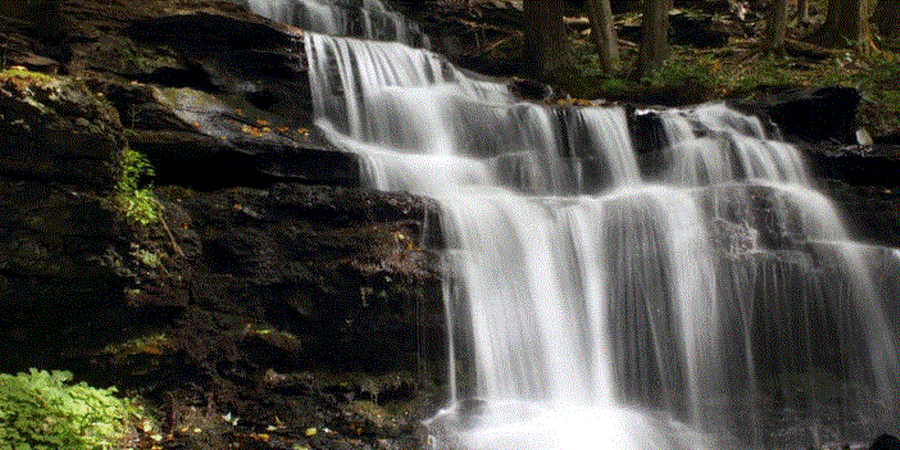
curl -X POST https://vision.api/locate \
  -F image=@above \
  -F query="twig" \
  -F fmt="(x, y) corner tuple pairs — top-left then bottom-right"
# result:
(159, 209), (185, 257)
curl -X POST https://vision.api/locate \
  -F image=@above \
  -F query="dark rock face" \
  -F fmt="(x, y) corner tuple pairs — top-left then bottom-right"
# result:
(0, 176), (131, 371)
(0, 73), (124, 190)
(0, 72), (135, 372)
(0, 1), (446, 449)
(392, 0), (525, 76)
(802, 144), (900, 187)
(127, 183), (445, 449)
(172, 183), (443, 373)
(732, 86), (861, 146)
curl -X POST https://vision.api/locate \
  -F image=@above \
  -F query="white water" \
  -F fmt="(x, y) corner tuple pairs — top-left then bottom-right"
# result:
(246, 1), (900, 448)
(243, 0), (427, 45)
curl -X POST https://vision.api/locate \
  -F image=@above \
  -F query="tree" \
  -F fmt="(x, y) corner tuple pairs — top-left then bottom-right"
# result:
(796, 0), (809, 22)
(523, 0), (573, 81)
(765, 0), (789, 52)
(808, 0), (873, 50)
(585, 0), (619, 72)
(637, 0), (669, 79)
(873, 0), (900, 41)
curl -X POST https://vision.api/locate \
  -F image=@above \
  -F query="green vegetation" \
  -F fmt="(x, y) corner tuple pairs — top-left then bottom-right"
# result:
(112, 147), (160, 227)
(130, 245), (162, 269)
(0, 369), (145, 450)
(650, 51), (723, 90)
(0, 67), (56, 85)
(569, 28), (900, 135)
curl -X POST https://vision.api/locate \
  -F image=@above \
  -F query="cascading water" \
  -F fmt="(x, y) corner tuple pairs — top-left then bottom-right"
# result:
(247, 1), (900, 448)
(242, 0), (428, 45)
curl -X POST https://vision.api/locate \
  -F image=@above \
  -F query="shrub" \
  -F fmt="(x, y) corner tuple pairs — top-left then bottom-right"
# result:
(0, 369), (142, 450)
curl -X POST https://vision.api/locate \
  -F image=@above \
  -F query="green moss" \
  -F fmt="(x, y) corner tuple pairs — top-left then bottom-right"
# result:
(0, 369), (147, 449)
(0, 67), (56, 84)
(130, 246), (162, 269)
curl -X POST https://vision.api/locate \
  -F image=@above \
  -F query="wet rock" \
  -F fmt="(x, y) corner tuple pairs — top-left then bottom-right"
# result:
(871, 434), (900, 450)
(392, 0), (525, 76)
(694, 183), (816, 253)
(732, 86), (861, 146)
(630, 108), (668, 157)
(507, 77), (554, 102)
(803, 144), (900, 187)
(823, 180), (900, 248)
(124, 11), (313, 123)
(0, 7), (445, 450)
(87, 78), (359, 189)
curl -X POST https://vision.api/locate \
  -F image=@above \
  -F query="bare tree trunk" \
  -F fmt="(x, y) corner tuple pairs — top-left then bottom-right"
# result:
(638, 0), (669, 79)
(585, 0), (620, 72)
(873, 0), (900, 40)
(766, 0), (789, 51)
(809, 0), (873, 50)
(523, 0), (573, 80)
(796, 0), (809, 22)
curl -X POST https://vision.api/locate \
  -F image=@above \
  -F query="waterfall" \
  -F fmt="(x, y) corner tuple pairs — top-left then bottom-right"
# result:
(243, 0), (428, 45)
(247, 1), (899, 448)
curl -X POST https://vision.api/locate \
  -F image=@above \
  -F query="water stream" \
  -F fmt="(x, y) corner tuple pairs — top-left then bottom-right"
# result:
(246, 1), (900, 448)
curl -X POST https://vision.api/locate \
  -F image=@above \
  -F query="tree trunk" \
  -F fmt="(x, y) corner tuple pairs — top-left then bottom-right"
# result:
(585, 0), (620, 72)
(638, 0), (669, 79)
(766, 0), (789, 51)
(808, 0), (873, 50)
(523, 0), (573, 81)
(796, 0), (809, 22)
(873, 0), (900, 40)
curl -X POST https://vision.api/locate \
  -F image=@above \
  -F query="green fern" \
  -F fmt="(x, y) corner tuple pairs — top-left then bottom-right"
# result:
(112, 147), (160, 227)
(0, 369), (142, 450)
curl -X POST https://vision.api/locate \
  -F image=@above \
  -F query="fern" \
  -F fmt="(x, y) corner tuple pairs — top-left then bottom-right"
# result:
(0, 369), (141, 450)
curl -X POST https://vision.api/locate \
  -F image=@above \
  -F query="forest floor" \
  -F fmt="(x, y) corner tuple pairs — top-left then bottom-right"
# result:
(559, 1), (900, 140)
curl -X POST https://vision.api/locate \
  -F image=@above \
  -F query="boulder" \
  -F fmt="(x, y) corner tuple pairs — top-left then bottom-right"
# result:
(871, 434), (900, 450)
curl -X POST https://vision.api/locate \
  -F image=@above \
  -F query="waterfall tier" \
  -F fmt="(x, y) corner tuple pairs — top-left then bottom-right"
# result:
(246, 1), (900, 448)
(243, 0), (428, 46)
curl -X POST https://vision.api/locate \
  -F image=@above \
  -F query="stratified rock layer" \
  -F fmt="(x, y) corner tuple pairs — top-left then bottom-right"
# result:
(0, 2), (445, 449)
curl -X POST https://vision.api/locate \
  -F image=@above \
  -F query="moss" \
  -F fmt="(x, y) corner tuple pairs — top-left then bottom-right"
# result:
(0, 67), (56, 85)
(130, 244), (162, 269)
